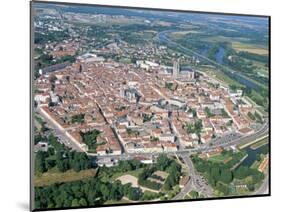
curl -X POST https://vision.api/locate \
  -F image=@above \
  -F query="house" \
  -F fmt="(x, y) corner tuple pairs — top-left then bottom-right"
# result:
(125, 141), (144, 153)
(34, 93), (50, 104)
(258, 155), (269, 173)
(201, 132), (213, 144)
(233, 115), (250, 129)
(159, 133), (175, 142)
(190, 133), (199, 144)
(143, 142), (163, 153)
(162, 142), (178, 152)
(206, 147), (223, 158)
(96, 145), (107, 156)
(181, 136), (194, 147)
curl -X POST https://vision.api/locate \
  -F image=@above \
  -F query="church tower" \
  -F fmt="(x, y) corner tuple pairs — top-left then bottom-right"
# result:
(173, 59), (180, 78)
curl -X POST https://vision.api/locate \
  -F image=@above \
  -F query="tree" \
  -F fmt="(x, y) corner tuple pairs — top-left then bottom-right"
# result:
(194, 119), (203, 134)
(57, 159), (69, 172)
(156, 154), (171, 171)
(234, 166), (249, 179)
(71, 199), (79, 207)
(45, 159), (56, 170)
(216, 182), (229, 195)
(80, 129), (101, 150)
(118, 160), (133, 172)
(79, 198), (87, 206)
(100, 184), (110, 200)
(185, 123), (194, 134)
(163, 180), (172, 191)
(35, 151), (47, 173)
(204, 107), (213, 118)
(189, 190), (199, 198)
(220, 168), (233, 184)
(128, 187), (142, 201)
(210, 166), (220, 182)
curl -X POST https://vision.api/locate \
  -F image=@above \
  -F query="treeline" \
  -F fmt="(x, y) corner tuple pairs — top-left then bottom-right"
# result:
(177, 35), (209, 52)
(34, 31), (70, 45)
(99, 160), (144, 176)
(244, 87), (268, 109)
(222, 46), (269, 89)
(162, 158), (182, 191)
(191, 155), (264, 195)
(36, 54), (76, 68)
(35, 155), (182, 209)
(35, 134), (92, 174)
(35, 159), (161, 209)
(35, 53), (76, 79)
(117, 24), (171, 32)
(35, 177), (142, 209)
(238, 51), (268, 63)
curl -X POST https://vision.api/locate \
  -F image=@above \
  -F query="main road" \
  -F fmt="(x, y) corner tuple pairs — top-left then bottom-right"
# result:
(173, 154), (213, 200)
(94, 120), (268, 160)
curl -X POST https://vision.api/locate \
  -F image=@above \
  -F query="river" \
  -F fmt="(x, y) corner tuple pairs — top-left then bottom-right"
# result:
(157, 31), (262, 91)
(240, 144), (269, 167)
(215, 46), (225, 64)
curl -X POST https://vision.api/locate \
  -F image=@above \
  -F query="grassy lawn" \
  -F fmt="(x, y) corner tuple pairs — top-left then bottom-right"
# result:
(207, 151), (247, 170)
(199, 67), (243, 88)
(104, 198), (132, 205)
(250, 138), (269, 150)
(251, 160), (260, 170)
(208, 154), (232, 164)
(35, 168), (97, 187)
(185, 190), (199, 199)
(231, 41), (268, 55)
(251, 60), (269, 77)
(237, 135), (268, 149)
(251, 154), (267, 170)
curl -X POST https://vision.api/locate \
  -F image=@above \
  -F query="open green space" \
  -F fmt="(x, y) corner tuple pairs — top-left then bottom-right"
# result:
(250, 138), (269, 150)
(35, 134), (92, 175)
(35, 155), (183, 209)
(35, 168), (97, 187)
(110, 168), (145, 181)
(193, 149), (264, 196)
(80, 129), (102, 153)
(199, 66), (244, 89)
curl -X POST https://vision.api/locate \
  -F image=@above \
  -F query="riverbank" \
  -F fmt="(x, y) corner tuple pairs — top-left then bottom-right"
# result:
(250, 138), (269, 150)
(238, 134), (268, 149)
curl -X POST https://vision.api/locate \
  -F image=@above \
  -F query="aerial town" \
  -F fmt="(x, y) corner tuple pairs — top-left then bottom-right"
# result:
(32, 2), (269, 210)
(35, 54), (260, 156)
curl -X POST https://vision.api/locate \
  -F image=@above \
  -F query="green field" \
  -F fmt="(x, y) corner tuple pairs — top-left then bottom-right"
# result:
(231, 41), (268, 55)
(35, 168), (97, 187)
(250, 138), (269, 150)
(238, 135), (269, 149)
(207, 154), (232, 164)
(199, 66), (243, 88)
(104, 198), (132, 205)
